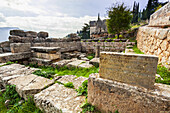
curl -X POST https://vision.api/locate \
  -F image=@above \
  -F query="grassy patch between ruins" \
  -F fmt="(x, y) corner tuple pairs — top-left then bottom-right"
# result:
(132, 45), (144, 54)
(0, 85), (42, 113)
(29, 63), (99, 79)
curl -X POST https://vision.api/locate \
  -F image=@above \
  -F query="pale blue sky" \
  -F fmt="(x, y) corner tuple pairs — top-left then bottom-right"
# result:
(0, 0), (169, 40)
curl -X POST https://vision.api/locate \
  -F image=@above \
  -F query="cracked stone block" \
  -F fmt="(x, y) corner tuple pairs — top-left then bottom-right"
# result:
(31, 47), (61, 53)
(57, 75), (88, 89)
(32, 52), (61, 60)
(34, 83), (85, 113)
(89, 58), (100, 67)
(67, 60), (85, 68)
(8, 74), (54, 100)
(30, 58), (52, 66)
(78, 61), (93, 68)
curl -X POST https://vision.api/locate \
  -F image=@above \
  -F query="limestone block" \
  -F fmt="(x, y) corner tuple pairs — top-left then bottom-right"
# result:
(88, 74), (170, 113)
(9, 35), (22, 43)
(34, 83), (85, 113)
(0, 41), (10, 48)
(32, 52), (61, 60)
(37, 31), (48, 38)
(0, 48), (3, 53)
(78, 61), (93, 68)
(168, 30), (170, 42)
(52, 60), (72, 68)
(30, 58), (51, 66)
(31, 47), (61, 53)
(11, 43), (31, 53)
(0, 52), (31, 63)
(160, 40), (168, 51)
(155, 29), (169, 40)
(8, 74), (54, 99)
(25, 31), (37, 38)
(10, 30), (26, 37)
(67, 60), (93, 68)
(100, 52), (158, 89)
(89, 58), (100, 67)
(57, 75), (88, 89)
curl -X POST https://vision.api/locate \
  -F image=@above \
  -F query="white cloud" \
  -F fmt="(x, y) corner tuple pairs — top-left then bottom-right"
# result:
(1, 15), (97, 37)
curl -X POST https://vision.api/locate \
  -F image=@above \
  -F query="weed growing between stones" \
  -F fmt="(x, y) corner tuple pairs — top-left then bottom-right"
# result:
(64, 82), (74, 88)
(87, 53), (95, 60)
(33, 70), (55, 79)
(0, 61), (15, 67)
(76, 80), (88, 97)
(156, 65), (170, 85)
(80, 101), (95, 113)
(0, 85), (42, 113)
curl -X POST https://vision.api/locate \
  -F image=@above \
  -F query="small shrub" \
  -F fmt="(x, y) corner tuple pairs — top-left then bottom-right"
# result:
(87, 56), (94, 60)
(76, 80), (88, 97)
(132, 45), (144, 54)
(64, 82), (74, 88)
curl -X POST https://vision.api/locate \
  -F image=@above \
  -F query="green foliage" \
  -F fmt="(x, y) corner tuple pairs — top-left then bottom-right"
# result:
(106, 3), (132, 37)
(0, 61), (15, 67)
(76, 80), (88, 97)
(33, 70), (55, 79)
(87, 56), (94, 60)
(0, 85), (42, 113)
(132, 45), (144, 54)
(81, 102), (95, 113)
(64, 82), (74, 88)
(156, 65), (170, 85)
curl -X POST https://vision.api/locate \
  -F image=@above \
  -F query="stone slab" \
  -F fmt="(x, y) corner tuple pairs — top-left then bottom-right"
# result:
(90, 58), (100, 67)
(0, 52), (31, 63)
(30, 58), (52, 66)
(31, 47), (61, 53)
(78, 61), (93, 68)
(52, 60), (72, 68)
(8, 74), (54, 99)
(67, 60), (84, 68)
(10, 43), (31, 53)
(88, 74), (170, 113)
(34, 83), (85, 113)
(100, 52), (158, 89)
(57, 75), (88, 89)
(32, 52), (61, 60)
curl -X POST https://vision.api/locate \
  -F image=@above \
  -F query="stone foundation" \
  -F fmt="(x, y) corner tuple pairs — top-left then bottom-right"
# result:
(88, 74), (170, 113)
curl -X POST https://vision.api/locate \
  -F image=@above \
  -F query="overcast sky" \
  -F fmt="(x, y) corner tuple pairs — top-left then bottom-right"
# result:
(0, 0), (168, 38)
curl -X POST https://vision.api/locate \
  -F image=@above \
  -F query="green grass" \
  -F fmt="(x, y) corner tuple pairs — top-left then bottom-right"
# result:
(87, 53), (95, 60)
(0, 61), (15, 67)
(132, 45), (144, 54)
(29, 64), (99, 78)
(0, 85), (42, 113)
(80, 101), (95, 113)
(156, 65), (170, 85)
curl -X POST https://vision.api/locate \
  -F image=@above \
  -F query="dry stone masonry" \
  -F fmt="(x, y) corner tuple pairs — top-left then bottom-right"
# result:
(137, 2), (170, 68)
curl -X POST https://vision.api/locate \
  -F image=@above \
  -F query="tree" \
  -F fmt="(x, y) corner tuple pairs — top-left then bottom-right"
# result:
(106, 3), (132, 38)
(79, 23), (90, 39)
(132, 1), (139, 23)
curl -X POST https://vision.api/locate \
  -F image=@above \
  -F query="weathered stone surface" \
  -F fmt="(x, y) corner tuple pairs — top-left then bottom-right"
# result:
(95, 45), (100, 58)
(57, 75), (88, 89)
(0, 48), (3, 53)
(167, 30), (170, 42)
(30, 58), (51, 66)
(67, 60), (93, 68)
(78, 61), (93, 68)
(88, 74), (170, 113)
(25, 31), (37, 38)
(10, 43), (31, 53)
(0, 52), (31, 63)
(31, 47), (61, 53)
(34, 83), (85, 113)
(10, 30), (26, 37)
(37, 31), (48, 38)
(100, 52), (158, 89)
(9, 36), (33, 43)
(8, 74), (54, 99)
(0, 41), (10, 48)
(52, 60), (72, 68)
(89, 58), (100, 67)
(155, 29), (169, 40)
(149, 2), (170, 27)
(32, 52), (61, 60)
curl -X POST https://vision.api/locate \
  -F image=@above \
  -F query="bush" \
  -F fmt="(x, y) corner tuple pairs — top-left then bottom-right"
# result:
(76, 80), (88, 97)
(64, 82), (74, 88)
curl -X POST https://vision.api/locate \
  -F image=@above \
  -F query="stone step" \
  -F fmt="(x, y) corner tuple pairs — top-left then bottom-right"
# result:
(52, 59), (72, 68)
(32, 52), (61, 60)
(8, 74), (54, 100)
(34, 83), (85, 113)
(31, 47), (60, 53)
(30, 58), (52, 66)
(0, 52), (31, 63)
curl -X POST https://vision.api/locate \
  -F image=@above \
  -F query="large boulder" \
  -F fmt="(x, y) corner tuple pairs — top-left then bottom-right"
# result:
(25, 31), (37, 38)
(37, 31), (48, 38)
(9, 36), (22, 43)
(10, 30), (26, 37)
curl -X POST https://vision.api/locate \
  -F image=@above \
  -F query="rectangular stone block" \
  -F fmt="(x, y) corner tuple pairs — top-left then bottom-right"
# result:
(10, 43), (31, 53)
(32, 52), (61, 60)
(99, 52), (158, 89)
(31, 47), (60, 53)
